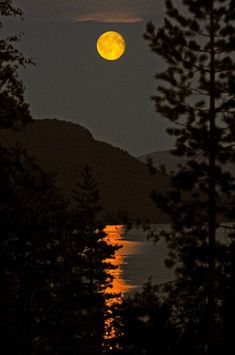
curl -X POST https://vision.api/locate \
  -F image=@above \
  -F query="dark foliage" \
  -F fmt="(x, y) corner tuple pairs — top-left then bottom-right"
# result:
(0, 0), (32, 129)
(0, 145), (67, 353)
(113, 281), (178, 355)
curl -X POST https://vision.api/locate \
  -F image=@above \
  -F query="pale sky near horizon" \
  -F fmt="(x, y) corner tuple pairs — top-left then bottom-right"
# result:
(10, 0), (173, 156)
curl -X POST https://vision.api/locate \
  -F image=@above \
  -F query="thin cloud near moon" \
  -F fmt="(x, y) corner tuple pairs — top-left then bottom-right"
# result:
(16, 0), (162, 23)
(75, 11), (142, 24)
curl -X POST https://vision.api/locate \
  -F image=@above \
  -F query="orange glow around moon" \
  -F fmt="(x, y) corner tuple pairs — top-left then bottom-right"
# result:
(97, 31), (126, 61)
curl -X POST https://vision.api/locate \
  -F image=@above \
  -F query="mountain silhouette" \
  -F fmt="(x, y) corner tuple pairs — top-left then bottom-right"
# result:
(0, 119), (168, 223)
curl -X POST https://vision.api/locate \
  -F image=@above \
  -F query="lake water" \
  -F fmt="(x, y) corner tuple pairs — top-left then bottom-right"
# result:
(104, 223), (234, 296)
(104, 224), (175, 295)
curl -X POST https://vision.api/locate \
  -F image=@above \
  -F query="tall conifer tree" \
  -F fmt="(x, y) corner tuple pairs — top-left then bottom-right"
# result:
(70, 165), (120, 354)
(144, 1), (235, 354)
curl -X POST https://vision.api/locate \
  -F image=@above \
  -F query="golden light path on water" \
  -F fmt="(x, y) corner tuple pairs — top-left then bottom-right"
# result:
(103, 225), (136, 346)
(104, 225), (136, 295)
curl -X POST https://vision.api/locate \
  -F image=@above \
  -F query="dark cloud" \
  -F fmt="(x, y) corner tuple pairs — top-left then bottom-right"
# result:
(16, 0), (163, 23)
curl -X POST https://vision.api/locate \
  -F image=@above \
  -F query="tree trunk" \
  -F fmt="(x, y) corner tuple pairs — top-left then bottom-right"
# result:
(208, 1), (216, 354)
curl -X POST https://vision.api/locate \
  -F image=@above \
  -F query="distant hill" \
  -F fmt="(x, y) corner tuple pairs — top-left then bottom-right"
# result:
(139, 150), (235, 176)
(0, 119), (169, 223)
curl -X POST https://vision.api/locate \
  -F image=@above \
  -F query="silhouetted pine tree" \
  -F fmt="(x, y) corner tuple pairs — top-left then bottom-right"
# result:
(62, 165), (120, 354)
(0, 0), (32, 129)
(143, 0), (235, 354)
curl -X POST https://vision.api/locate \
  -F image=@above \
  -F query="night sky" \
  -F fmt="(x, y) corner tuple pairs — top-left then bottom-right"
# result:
(9, 0), (173, 156)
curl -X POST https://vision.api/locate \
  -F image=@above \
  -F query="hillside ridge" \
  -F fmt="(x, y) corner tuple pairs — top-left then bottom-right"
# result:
(0, 119), (168, 223)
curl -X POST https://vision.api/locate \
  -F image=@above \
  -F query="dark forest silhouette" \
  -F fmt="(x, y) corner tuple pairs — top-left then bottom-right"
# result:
(0, 0), (235, 354)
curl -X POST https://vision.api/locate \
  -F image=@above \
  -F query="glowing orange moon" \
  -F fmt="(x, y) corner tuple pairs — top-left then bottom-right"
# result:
(97, 31), (126, 61)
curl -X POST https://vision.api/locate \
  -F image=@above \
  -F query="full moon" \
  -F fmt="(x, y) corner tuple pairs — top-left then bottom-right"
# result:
(97, 31), (126, 61)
